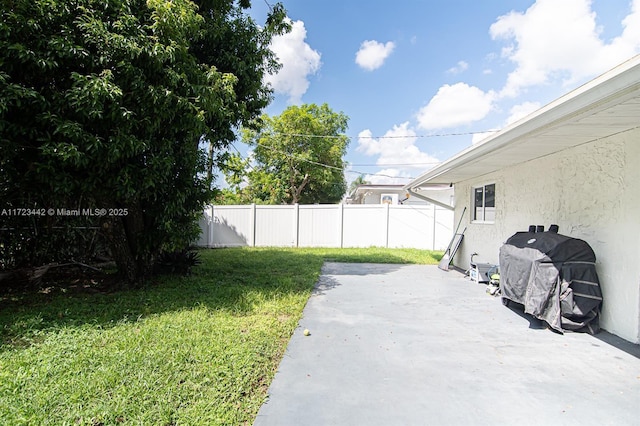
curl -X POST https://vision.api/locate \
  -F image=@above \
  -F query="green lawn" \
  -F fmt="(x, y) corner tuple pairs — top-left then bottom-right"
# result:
(0, 247), (441, 425)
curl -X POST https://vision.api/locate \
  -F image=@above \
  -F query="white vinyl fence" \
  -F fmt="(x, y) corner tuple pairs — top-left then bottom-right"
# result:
(197, 204), (454, 250)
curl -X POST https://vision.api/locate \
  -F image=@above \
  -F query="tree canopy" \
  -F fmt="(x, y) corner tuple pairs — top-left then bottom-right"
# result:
(220, 103), (350, 205)
(0, 0), (289, 284)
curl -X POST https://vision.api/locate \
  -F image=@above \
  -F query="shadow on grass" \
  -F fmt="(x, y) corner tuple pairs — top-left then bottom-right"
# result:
(0, 249), (308, 347)
(0, 247), (439, 349)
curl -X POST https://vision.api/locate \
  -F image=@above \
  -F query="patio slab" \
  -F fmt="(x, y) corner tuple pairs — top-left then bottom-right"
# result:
(254, 263), (640, 426)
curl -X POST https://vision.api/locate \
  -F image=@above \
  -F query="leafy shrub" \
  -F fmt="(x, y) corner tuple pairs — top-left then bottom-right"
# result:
(154, 248), (201, 275)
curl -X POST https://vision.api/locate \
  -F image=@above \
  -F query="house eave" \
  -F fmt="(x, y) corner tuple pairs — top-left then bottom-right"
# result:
(404, 55), (640, 190)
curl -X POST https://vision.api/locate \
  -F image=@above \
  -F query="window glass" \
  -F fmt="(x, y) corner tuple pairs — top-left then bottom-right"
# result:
(484, 184), (495, 221)
(484, 184), (495, 207)
(473, 184), (495, 222)
(474, 187), (484, 221)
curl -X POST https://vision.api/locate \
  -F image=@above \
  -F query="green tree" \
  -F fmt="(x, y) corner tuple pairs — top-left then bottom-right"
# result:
(0, 0), (288, 284)
(214, 153), (253, 205)
(237, 104), (350, 204)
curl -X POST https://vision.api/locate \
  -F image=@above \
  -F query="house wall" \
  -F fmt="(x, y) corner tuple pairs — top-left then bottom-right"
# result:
(362, 189), (421, 205)
(363, 191), (386, 204)
(452, 127), (640, 343)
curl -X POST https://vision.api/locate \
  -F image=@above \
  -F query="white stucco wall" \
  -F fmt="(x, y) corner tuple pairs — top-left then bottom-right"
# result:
(452, 127), (640, 343)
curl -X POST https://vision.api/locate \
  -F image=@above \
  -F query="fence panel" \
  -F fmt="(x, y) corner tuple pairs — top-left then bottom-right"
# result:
(199, 205), (254, 247)
(298, 205), (341, 247)
(341, 205), (388, 247)
(198, 204), (453, 250)
(433, 207), (455, 251)
(255, 205), (297, 247)
(387, 205), (436, 249)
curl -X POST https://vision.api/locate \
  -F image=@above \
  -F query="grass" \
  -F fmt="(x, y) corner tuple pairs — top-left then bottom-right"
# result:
(0, 247), (441, 425)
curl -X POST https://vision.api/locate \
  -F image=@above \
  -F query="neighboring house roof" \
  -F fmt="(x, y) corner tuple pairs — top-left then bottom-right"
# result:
(405, 55), (640, 189)
(353, 184), (406, 193)
(348, 184), (453, 207)
(348, 184), (408, 204)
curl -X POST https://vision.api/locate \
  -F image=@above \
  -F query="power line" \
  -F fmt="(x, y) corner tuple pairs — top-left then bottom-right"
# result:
(344, 170), (415, 180)
(267, 129), (500, 140)
(348, 162), (440, 167)
(229, 142), (256, 173)
(224, 142), (419, 180)
(236, 128), (484, 178)
(253, 143), (418, 180)
(356, 130), (500, 139)
(253, 142), (344, 172)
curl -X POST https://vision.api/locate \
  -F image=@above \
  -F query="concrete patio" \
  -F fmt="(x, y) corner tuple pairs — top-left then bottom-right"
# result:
(254, 263), (640, 426)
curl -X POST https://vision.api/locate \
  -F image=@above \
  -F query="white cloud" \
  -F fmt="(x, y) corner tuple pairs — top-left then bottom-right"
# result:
(347, 164), (410, 186)
(356, 123), (440, 184)
(355, 40), (396, 71)
(471, 131), (499, 145)
(265, 20), (321, 103)
(447, 60), (469, 74)
(357, 122), (440, 169)
(614, 0), (640, 54)
(470, 101), (541, 144)
(506, 101), (541, 125)
(416, 83), (496, 130)
(365, 169), (413, 185)
(490, 0), (640, 97)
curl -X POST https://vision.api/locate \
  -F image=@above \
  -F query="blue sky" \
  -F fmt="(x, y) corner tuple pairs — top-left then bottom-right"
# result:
(238, 0), (640, 186)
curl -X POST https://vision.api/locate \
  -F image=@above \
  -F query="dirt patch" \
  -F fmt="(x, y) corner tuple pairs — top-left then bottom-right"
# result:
(1, 263), (122, 299)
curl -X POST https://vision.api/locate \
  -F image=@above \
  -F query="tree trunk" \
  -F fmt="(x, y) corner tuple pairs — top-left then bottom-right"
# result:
(102, 208), (153, 286)
(291, 173), (309, 204)
(207, 140), (214, 183)
(102, 218), (137, 285)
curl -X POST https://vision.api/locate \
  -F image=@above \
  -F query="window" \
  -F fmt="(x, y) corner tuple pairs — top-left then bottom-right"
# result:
(473, 183), (495, 222)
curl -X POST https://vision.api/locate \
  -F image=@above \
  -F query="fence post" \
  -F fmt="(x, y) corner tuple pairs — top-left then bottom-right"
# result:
(385, 203), (390, 248)
(432, 204), (437, 250)
(339, 203), (344, 248)
(250, 204), (256, 247)
(209, 205), (214, 247)
(293, 203), (299, 247)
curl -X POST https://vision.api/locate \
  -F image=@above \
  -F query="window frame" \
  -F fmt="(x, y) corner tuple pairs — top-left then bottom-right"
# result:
(472, 183), (495, 223)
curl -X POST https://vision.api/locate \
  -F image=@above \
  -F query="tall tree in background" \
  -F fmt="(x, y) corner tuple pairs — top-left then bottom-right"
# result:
(236, 104), (349, 204)
(0, 0), (289, 284)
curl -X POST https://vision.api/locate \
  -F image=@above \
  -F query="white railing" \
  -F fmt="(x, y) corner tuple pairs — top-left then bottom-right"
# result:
(197, 204), (454, 251)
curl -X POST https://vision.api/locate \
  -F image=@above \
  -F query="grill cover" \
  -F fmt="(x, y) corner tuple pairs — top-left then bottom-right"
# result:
(499, 231), (602, 333)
